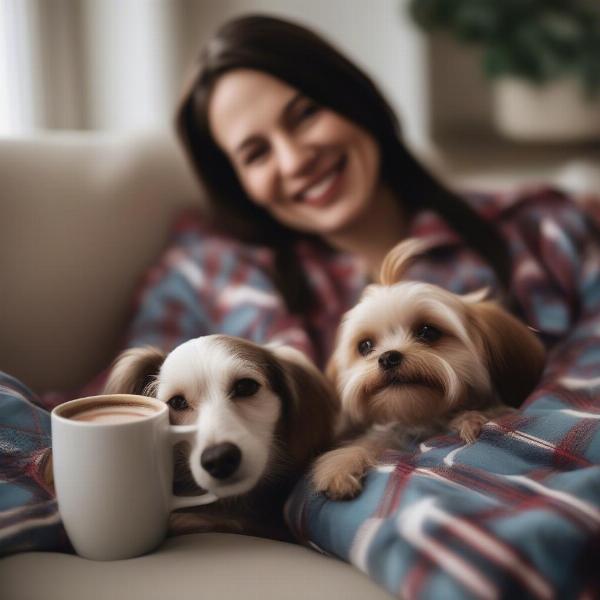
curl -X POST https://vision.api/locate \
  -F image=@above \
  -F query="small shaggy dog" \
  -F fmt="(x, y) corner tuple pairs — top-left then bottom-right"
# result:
(313, 238), (545, 500)
(105, 334), (338, 539)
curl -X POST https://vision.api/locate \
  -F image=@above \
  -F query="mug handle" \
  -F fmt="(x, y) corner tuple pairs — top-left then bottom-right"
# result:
(168, 424), (218, 511)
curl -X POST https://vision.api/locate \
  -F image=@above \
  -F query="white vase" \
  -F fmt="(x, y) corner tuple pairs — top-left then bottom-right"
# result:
(493, 78), (600, 142)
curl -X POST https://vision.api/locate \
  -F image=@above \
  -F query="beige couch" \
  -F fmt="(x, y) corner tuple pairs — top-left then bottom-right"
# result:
(0, 132), (391, 600)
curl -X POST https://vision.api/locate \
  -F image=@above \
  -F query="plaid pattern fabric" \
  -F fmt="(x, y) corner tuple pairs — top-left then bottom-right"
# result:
(0, 185), (598, 599)
(285, 188), (600, 599)
(0, 374), (71, 555)
(120, 212), (366, 367)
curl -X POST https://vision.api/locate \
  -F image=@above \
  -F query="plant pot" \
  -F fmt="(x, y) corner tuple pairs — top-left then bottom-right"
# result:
(492, 78), (600, 142)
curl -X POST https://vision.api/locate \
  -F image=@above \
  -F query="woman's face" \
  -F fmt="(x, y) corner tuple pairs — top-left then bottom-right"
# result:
(208, 69), (381, 236)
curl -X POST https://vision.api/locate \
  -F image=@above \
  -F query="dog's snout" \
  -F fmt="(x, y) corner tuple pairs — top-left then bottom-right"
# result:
(378, 350), (403, 370)
(200, 442), (242, 480)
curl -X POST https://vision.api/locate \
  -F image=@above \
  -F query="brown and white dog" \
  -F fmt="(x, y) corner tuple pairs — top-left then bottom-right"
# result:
(104, 334), (338, 540)
(313, 238), (545, 500)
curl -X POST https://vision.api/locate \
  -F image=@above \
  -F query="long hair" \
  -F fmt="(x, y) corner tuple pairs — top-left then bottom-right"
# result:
(175, 14), (511, 313)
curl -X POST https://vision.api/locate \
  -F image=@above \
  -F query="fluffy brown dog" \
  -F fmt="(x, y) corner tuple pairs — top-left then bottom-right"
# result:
(313, 238), (545, 500)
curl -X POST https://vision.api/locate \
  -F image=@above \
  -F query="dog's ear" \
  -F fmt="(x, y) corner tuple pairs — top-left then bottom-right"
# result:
(269, 346), (340, 467)
(104, 346), (166, 396)
(379, 237), (435, 285)
(461, 287), (490, 304)
(469, 302), (545, 408)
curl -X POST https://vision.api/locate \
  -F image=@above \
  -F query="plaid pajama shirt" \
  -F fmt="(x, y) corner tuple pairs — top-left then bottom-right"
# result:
(1, 186), (599, 598)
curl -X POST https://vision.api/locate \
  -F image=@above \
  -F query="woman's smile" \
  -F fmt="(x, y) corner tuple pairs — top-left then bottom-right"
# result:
(208, 69), (381, 236)
(293, 155), (347, 206)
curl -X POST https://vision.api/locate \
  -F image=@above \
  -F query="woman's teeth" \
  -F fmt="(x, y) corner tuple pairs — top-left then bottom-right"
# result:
(301, 170), (338, 201)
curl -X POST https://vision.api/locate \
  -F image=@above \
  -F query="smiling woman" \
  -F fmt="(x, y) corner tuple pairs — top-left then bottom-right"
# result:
(208, 69), (382, 238)
(176, 14), (512, 313)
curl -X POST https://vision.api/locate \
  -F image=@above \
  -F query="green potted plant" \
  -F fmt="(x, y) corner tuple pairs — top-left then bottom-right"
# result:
(408, 0), (600, 141)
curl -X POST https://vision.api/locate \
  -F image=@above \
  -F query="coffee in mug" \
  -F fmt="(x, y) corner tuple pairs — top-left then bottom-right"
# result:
(64, 400), (158, 424)
(51, 394), (217, 561)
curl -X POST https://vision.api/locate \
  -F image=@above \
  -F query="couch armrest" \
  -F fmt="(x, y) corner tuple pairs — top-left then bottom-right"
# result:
(0, 131), (202, 393)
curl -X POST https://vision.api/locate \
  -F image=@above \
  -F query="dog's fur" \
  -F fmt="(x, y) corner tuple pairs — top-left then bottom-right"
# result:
(104, 334), (338, 539)
(312, 238), (546, 500)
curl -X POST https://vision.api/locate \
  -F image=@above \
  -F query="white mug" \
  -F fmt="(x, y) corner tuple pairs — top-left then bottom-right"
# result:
(51, 394), (217, 561)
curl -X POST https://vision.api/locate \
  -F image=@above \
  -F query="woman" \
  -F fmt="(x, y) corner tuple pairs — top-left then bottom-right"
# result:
(175, 15), (511, 307)
(2, 14), (600, 598)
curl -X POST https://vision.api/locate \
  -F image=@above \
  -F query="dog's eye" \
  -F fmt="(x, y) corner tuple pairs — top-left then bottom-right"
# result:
(167, 395), (189, 411)
(358, 339), (375, 356)
(415, 324), (442, 343)
(232, 378), (260, 398)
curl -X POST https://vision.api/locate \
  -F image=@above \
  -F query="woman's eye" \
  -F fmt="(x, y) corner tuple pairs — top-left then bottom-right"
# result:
(297, 102), (319, 122)
(244, 151), (264, 165)
(243, 145), (268, 165)
(232, 378), (260, 398)
(167, 395), (189, 411)
(416, 324), (442, 344)
(357, 339), (375, 356)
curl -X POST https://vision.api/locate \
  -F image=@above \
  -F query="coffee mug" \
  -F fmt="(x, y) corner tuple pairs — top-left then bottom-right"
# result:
(51, 394), (217, 561)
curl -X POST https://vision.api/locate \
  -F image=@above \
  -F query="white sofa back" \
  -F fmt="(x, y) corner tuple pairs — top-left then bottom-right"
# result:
(0, 132), (203, 393)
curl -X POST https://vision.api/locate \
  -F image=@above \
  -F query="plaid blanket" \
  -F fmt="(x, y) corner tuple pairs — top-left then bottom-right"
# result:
(1, 186), (599, 598)
(285, 189), (600, 599)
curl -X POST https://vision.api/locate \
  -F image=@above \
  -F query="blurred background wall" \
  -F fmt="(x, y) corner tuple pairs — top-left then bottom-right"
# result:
(0, 0), (431, 149)
(1, 0), (599, 189)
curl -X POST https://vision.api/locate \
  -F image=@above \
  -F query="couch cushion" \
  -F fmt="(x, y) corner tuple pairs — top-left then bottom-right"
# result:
(0, 533), (392, 600)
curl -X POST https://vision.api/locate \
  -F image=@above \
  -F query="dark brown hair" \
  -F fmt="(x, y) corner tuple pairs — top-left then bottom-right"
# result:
(175, 14), (511, 313)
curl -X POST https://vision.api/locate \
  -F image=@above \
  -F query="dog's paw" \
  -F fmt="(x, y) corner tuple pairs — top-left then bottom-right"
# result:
(312, 446), (376, 500)
(450, 411), (488, 444)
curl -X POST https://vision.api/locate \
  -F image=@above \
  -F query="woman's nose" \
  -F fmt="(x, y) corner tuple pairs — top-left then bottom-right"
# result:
(273, 134), (315, 177)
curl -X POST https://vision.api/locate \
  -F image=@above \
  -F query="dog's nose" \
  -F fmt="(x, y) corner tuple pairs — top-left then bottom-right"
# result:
(378, 350), (403, 370)
(201, 442), (242, 480)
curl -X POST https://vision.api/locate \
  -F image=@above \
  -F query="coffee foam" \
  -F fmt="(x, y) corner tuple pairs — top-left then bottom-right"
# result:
(71, 405), (156, 423)
(63, 400), (159, 424)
